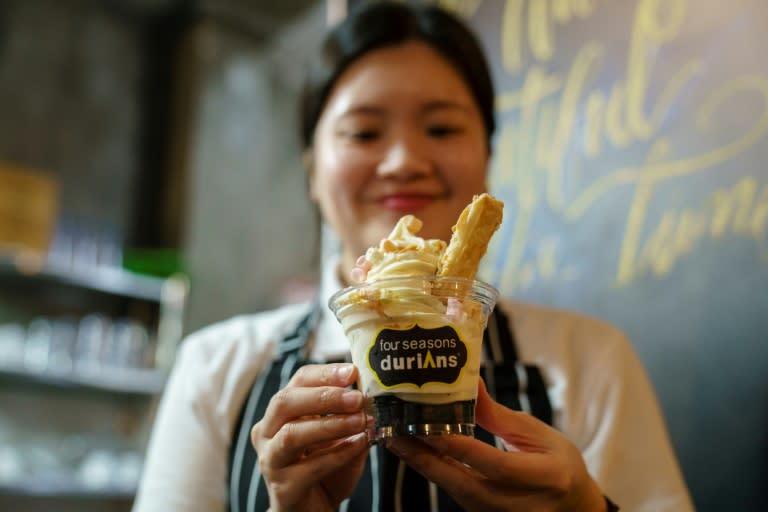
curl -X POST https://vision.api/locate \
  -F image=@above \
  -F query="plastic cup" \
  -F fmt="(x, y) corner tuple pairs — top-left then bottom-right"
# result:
(329, 276), (498, 443)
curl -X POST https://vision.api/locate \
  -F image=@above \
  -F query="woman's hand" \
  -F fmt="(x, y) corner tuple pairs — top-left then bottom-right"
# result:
(387, 380), (607, 512)
(250, 363), (370, 512)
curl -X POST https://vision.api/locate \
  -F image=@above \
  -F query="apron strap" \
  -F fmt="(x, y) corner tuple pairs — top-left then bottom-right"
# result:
(228, 305), (316, 512)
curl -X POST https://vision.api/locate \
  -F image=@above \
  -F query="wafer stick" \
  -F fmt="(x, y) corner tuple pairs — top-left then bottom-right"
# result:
(437, 193), (504, 279)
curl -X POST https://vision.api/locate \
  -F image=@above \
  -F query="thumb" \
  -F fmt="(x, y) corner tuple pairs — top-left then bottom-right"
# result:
(475, 378), (508, 433)
(475, 379), (558, 449)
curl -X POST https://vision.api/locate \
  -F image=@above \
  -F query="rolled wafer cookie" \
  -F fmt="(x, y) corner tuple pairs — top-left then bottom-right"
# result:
(437, 193), (504, 279)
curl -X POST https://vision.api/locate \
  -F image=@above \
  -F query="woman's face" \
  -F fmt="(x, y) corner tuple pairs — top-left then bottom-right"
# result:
(310, 41), (489, 271)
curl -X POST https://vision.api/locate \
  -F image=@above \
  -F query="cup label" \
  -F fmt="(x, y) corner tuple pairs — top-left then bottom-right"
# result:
(366, 324), (468, 388)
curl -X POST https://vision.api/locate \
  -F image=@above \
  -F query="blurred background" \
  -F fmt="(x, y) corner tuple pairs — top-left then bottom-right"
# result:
(0, 0), (765, 511)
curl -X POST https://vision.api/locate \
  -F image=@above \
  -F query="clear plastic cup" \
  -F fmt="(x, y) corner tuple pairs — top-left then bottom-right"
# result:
(329, 276), (498, 443)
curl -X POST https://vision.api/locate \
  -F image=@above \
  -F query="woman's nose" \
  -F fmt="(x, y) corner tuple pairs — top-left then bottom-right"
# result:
(376, 138), (432, 179)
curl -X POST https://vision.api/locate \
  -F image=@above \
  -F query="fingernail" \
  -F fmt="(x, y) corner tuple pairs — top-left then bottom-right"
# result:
(350, 268), (364, 282)
(337, 364), (354, 381)
(344, 411), (366, 430)
(342, 389), (362, 408)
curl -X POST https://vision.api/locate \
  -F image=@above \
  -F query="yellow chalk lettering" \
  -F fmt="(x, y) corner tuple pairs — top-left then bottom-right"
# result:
(584, 90), (606, 157)
(710, 178), (759, 237)
(626, 0), (687, 139)
(616, 138), (672, 285)
(544, 42), (603, 209)
(537, 239), (558, 279)
(501, 0), (525, 73)
(529, 0), (554, 63)
(605, 83), (633, 148)
(572, 0), (597, 17)
(552, 0), (572, 23)
(752, 186), (768, 241)
(710, 190), (731, 238)
(675, 210), (707, 255)
(733, 178), (757, 234)
(535, 103), (558, 169)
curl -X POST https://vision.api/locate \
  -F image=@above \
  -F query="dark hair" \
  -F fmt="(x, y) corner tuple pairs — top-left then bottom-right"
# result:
(299, 1), (496, 151)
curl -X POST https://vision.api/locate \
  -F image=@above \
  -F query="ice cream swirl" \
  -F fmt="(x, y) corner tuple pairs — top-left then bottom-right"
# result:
(363, 215), (446, 281)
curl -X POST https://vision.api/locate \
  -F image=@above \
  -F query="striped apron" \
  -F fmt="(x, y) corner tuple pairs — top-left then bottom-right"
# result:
(228, 304), (553, 512)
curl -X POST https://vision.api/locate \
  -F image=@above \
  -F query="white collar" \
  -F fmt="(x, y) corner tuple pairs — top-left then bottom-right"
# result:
(312, 253), (351, 360)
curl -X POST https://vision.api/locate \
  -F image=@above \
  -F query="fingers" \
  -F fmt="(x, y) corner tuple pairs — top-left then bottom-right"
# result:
(266, 411), (368, 468)
(418, 435), (557, 489)
(258, 386), (363, 438)
(351, 256), (371, 282)
(387, 379), (570, 489)
(256, 365), (363, 439)
(289, 362), (358, 388)
(265, 432), (369, 506)
(475, 379), (561, 451)
(247, 363), (370, 509)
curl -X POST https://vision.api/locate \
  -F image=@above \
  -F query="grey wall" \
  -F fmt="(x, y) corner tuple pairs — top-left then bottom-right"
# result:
(179, 3), (324, 333)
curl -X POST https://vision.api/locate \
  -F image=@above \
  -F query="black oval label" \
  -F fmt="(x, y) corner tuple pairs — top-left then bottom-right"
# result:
(366, 324), (468, 388)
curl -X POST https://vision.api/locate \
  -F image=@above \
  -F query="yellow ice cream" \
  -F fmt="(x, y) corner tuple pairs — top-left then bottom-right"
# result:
(363, 215), (446, 281)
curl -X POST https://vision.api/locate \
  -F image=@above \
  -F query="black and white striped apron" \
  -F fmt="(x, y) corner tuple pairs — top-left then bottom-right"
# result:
(228, 304), (553, 512)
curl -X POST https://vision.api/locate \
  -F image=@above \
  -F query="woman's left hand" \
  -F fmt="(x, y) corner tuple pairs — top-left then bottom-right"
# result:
(386, 380), (607, 512)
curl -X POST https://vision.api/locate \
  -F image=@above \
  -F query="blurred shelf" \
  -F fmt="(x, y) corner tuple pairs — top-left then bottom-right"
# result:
(0, 256), (169, 302)
(0, 478), (135, 499)
(0, 362), (167, 395)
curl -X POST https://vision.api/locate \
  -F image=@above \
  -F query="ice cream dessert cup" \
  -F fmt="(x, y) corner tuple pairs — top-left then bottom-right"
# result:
(329, 275), (498, 443)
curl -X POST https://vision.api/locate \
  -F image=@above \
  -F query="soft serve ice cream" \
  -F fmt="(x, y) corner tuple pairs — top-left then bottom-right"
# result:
(356, 214), (445, 281)
(329, 194), (504, 439)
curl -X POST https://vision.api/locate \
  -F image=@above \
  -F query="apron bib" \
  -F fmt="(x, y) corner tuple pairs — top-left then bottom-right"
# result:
(228, 304), (552, 512)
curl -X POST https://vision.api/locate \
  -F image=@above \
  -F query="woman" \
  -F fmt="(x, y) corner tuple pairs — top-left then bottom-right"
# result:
(133, 2), (693, 511)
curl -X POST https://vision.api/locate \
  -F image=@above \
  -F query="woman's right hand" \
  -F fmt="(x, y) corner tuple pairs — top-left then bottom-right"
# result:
(250, 363), (369, 512)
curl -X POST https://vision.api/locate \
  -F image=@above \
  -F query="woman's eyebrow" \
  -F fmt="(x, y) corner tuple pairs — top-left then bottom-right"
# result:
(422, 100), (473, 114)
(337, 105), (386, 119)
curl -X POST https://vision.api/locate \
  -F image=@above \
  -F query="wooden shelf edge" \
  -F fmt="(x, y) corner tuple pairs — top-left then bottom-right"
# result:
(0, 255), (171, 302)
(0, 363), (168, 395)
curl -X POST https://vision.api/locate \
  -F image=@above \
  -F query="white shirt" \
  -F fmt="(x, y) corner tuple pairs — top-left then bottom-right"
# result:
(133, 259), (694, 511)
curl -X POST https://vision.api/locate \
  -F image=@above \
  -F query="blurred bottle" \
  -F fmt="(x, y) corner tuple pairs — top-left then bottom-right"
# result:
(0, 323), (25, 367)
(73, 314), (110, 373)
(48, 317), (77, 373)
(24, 317), (52, 372)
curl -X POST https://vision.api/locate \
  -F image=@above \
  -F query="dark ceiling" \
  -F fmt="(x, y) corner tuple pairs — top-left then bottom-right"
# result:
(104, 0), (318, 38)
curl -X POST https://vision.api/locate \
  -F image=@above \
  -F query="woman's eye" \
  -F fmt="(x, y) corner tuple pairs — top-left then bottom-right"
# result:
(427, 125), (462, 138)
(337, 128), (380, 142)
(351, 130), (380, 141)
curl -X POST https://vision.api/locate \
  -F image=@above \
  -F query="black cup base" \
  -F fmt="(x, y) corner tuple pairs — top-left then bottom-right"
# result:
(371, 395), (475, 443)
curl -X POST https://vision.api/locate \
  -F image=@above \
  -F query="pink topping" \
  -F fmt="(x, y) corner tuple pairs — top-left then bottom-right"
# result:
(351, 255), (372, 283)
(446, 297), (464, 319)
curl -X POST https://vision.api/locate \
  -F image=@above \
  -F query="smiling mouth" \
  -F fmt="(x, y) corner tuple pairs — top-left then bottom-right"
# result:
(377, 195), (437, 212)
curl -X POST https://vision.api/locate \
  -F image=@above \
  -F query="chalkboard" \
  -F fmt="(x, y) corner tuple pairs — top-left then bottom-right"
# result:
(345, 1), (768, 510)
(468, 1), (768, 510)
